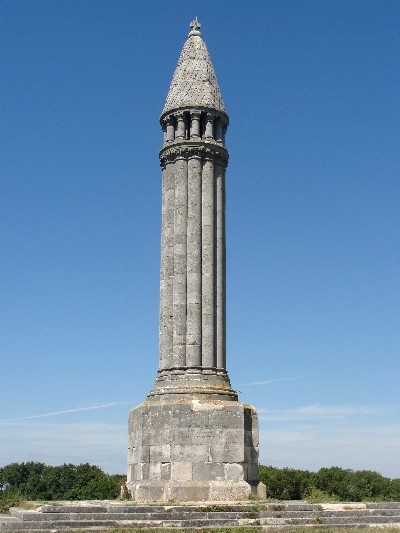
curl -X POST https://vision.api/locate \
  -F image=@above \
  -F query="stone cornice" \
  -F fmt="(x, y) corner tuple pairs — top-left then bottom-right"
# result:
(159, 140), (229, 168)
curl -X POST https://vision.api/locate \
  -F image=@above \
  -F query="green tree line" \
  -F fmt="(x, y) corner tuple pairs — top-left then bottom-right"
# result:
(259, 465), (400, 501)
(0, 462), (125, 512)
(1, 462), (400, 513)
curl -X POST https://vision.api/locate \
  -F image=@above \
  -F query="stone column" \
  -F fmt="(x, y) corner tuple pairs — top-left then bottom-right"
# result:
(165, 116), (175, 142)
(186, 154), (202, 367)
(172, 156), (188, 367)
(190, 111), (201, 139)
(204, 112), (215, 140)
(159, 160), (174, 370)
(215, 160), (226, 370)
(176, 111), (186, 139)
(222, 125), (227, 145)
(201, 157), (215, 368)
(215, 118), (224, 144)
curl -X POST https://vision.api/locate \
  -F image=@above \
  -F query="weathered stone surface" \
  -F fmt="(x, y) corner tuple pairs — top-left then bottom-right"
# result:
(257, 480), (267, 499)
(127, 398), (258, 501)
(162, 20), (225, 114)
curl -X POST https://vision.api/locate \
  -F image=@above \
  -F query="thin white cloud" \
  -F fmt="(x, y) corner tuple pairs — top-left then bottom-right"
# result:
(242, 376), (306, 386)
(0, 421), (127, 474)
(257, 404), (392, 422)
(0, 402), (124, 424)
(257, 403), (400, 477)
(241, 364), (381, 387)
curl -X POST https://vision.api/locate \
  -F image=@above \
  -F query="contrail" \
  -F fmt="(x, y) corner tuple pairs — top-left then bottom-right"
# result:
(242, 376), (306, 386)
(0, 402), (123, 423)
(242, 364), (380, 387)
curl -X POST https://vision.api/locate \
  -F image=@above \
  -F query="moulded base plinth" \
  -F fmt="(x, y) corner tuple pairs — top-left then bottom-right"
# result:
(127, 479), (252, 502)
(148, 368), (238, 401)
(127, 397), (259, 502)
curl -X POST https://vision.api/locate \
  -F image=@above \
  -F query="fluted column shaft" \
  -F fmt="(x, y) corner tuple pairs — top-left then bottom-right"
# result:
(158, 109), (229, 378)
(172, 157), (188, 367)
(215, 161), (226, 369)
(158, 149), (228, 371)
(159, 161), (174, 369)
(186, 156), (202, 367)
(201, 158), (215, 367)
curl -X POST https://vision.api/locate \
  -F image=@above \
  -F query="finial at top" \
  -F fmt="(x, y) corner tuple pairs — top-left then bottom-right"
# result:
(189, 17), (201, 36)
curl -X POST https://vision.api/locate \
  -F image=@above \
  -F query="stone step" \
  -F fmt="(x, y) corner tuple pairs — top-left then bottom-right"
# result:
(262, 510), (318, 517)
(10, 510), (262, 522)
(262, 509), (400, 518)
(269, 504), (320, 511)
(0, 517), (261, 530)
(1, 520), (117, 530)
(319, 516), (400, 525)
(271, 516), (400, 525)
(320, 509), (400, 517)
(18, 501), (400, 514)
(367, 502), (400, 509)
(35, 503), (262, 514)
(2, 501), (400, 532)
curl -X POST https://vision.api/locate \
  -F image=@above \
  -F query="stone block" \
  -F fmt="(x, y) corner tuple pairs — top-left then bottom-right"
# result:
(247, 463), (260, 484)
(209, 480), (251, 501)
(171, 461), (192, 480)
(140, 462), (149, 480)
(140, 445), (150, 462)
(166, 481), (210, 501)
(224, 463), (244, 482)
(160, 462), (171, 480)
(192, 461), (225, 481)
(149, 462), (161, 480)
(127, 446), (135, 463)
(150, 444), (171, 462)
(171, 443), (209, 462)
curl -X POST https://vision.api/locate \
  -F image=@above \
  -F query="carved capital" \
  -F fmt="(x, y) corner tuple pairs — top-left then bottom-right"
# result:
(174, 110), (186, 120)
(159, 142), (229, 168)
(163, 114), (174, 126)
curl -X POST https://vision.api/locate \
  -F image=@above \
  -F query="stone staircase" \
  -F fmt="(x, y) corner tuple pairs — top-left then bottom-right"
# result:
(1, 501), (400, 531)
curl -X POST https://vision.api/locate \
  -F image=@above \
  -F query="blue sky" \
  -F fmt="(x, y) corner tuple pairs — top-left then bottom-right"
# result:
(1, 0), (399, 477)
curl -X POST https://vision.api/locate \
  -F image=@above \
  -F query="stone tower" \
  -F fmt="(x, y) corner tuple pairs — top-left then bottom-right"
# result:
(127, 19), (259, 502)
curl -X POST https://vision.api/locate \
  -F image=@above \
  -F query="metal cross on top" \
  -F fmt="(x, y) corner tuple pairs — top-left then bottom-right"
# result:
(190, 18), (201, 33)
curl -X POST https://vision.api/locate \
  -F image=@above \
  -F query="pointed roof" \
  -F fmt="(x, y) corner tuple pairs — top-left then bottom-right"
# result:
(162, 20), (225, 114)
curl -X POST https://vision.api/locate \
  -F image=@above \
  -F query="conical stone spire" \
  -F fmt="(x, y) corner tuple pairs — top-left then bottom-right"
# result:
(163, 19), (225, 114)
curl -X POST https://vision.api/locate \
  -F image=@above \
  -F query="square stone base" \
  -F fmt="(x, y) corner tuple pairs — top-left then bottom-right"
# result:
(127, 398), (259, 502)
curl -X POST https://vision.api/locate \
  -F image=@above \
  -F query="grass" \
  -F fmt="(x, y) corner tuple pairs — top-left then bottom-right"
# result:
(193, 505), (233, 512)
(304, 488), (341, 503)
(6, 525), (400, 533)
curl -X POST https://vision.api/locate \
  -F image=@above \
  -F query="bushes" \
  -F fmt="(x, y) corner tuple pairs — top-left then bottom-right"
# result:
(389, 478), (400, 501)
(314, 467), (392, 501)
(0, 488), (24, 514)
(259, 466), (312, 500)
(259, 465), (400, 501)
(0, 462), (125, 504)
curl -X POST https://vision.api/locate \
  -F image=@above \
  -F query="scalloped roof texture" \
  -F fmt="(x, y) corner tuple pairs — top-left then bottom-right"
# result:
(163, 34), (225, 114)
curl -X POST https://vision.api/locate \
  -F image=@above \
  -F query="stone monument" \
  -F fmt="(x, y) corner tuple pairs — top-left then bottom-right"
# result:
(127, 19), (260, 502)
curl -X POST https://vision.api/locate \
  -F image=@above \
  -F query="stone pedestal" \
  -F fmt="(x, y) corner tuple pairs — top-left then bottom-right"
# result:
(127, 398), (259, 502)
